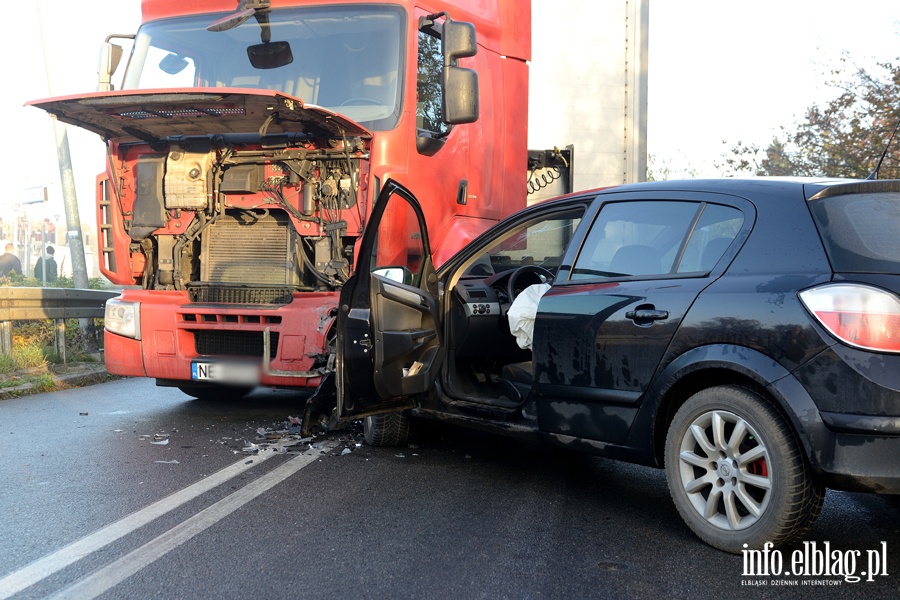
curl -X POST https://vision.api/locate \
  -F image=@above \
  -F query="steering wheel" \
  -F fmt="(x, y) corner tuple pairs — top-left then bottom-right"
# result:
(339, 97), (381, 106)
(507, 265), (554, 301)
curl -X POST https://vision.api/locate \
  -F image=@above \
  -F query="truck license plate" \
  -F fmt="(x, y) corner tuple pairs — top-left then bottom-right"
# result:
(191, 361), (260, 385)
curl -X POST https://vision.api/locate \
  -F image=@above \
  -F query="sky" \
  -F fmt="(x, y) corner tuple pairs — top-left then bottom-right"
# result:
(4, 0), (900, 234)
(649, 0), (900, 177)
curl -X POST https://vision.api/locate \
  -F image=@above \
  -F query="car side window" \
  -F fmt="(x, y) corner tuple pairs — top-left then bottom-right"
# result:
(370, 194), (426, 286)
(677, 204), (744, 273)
(462, 208), (584, 276)
(571, 201), (700, 279)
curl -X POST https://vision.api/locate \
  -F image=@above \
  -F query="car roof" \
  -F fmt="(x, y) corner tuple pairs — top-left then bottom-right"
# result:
(556, 177), (900, 203)
(597, 177), (841, 196)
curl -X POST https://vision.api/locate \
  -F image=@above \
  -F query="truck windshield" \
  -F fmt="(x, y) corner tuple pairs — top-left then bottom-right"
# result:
(122, 5), (405, 131)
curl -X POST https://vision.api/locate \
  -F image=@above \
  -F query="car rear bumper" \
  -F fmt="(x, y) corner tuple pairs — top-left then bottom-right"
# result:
(811, 412), (900, 494)
(769, 376), (900, 495)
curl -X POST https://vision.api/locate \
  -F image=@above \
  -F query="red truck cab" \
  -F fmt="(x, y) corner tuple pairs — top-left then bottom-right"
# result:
(30, 0), (530, 399)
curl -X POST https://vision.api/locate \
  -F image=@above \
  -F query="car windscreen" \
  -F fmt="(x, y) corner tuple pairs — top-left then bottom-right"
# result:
(808, 191), (900, 273)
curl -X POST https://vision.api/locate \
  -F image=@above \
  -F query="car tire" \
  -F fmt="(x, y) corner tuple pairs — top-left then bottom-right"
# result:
(364, 412), (410, 447)
(665, 385), (824, 553)
(177, 384), (253, 401)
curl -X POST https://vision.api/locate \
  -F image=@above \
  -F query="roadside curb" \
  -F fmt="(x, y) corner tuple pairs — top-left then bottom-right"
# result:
(0, 363), (110, 400)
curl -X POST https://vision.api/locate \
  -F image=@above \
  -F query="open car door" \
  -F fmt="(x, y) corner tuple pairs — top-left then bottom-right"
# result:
(336, 179), (442, 419)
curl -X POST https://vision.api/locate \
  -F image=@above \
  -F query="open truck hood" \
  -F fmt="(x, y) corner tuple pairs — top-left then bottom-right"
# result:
(27, 88), (372, 144)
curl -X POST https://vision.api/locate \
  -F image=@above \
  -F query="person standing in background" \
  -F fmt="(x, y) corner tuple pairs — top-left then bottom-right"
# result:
(33, 245), (58, 283)
(0, 243), (22, 277)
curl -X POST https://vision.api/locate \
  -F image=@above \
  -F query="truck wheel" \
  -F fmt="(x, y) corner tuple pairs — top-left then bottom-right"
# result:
(177, 384), (253, 401)
(664, 385), (824, 553)
(363, 412), (410, 446)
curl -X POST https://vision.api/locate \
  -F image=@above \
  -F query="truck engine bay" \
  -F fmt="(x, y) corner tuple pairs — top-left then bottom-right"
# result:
(122, 133), (368, 304)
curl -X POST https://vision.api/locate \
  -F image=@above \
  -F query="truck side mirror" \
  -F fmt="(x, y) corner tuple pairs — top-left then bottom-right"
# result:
(442, 20), (477, 63)
(441, 20), (478, 125)
(98, 42), (124, 91)
(442, 67), (478, 125)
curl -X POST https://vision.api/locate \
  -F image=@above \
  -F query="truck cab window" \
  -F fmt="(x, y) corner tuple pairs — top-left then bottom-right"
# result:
(138, 49), (196, 88)
(123, 5), (405, 131)
(417, 29), (448, 136)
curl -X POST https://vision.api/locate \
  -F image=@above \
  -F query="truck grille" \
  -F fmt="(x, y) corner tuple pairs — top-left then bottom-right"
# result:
(201, 210), (295, 285)
(193, 330), (279, 358)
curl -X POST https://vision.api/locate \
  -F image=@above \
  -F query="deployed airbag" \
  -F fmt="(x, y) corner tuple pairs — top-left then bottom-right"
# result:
(507, 283), (550, 349)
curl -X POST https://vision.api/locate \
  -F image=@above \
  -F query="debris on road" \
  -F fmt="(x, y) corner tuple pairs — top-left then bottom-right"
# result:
(240, 416), (365, 456)
(287, 416), (303, 434)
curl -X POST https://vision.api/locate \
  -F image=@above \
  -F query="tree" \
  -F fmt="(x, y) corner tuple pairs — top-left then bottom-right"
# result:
(721, 58), (900, 179)
(646, 153), (700, 181)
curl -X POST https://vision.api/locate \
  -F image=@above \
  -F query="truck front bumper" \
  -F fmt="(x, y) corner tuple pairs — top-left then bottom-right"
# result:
(103, 289), (338, 388)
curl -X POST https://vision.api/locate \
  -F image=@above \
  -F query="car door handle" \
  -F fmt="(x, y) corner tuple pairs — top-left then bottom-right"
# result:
(626, 309), (669, 321)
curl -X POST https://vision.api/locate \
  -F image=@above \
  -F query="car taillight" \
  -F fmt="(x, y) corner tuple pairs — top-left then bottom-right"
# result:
(799, 283), (900, 353)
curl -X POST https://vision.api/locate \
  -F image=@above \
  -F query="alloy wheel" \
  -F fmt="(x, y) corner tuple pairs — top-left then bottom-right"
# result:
(676, 409), (772, 531)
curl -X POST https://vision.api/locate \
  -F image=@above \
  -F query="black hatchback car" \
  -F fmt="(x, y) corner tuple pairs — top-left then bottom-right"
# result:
(327, 177), (900, 553)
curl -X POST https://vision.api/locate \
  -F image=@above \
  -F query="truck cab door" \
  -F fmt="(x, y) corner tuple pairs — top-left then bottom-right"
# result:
(336, 179), (442, 419)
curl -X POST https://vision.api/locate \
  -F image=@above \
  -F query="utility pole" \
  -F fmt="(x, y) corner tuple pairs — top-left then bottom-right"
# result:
(37, 0), (97, 353)
(36, 0), (90, 291)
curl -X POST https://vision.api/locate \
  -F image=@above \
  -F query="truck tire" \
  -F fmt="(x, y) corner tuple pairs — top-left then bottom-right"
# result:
(664, 385), (824, 553)
(177, 384), (253, 401)
(364, 412), (410, 447)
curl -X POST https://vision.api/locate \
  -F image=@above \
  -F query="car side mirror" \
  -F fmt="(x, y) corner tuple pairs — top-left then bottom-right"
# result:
(373, 266), (412, 285)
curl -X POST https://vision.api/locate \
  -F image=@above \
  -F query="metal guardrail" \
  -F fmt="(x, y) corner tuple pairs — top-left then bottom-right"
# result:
(0, 288), (119, 362)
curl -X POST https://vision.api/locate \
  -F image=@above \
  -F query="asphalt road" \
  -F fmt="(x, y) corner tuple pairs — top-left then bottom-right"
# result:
(0, 378), (897, 599)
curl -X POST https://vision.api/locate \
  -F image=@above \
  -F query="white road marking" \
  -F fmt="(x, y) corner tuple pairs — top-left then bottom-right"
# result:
(48, 448), (330, 600)
(0, 447), (298, 599)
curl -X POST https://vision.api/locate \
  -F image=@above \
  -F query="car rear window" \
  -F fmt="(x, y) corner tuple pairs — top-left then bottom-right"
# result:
(808, 192), (900, 273)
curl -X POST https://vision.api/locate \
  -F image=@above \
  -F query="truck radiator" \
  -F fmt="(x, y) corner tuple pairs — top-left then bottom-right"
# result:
(201, 210), (295, 286)
(196, 210), (297, 304)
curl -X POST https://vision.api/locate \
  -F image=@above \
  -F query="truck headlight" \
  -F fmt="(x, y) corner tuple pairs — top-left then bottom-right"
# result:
(105, 298), (141, 340)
